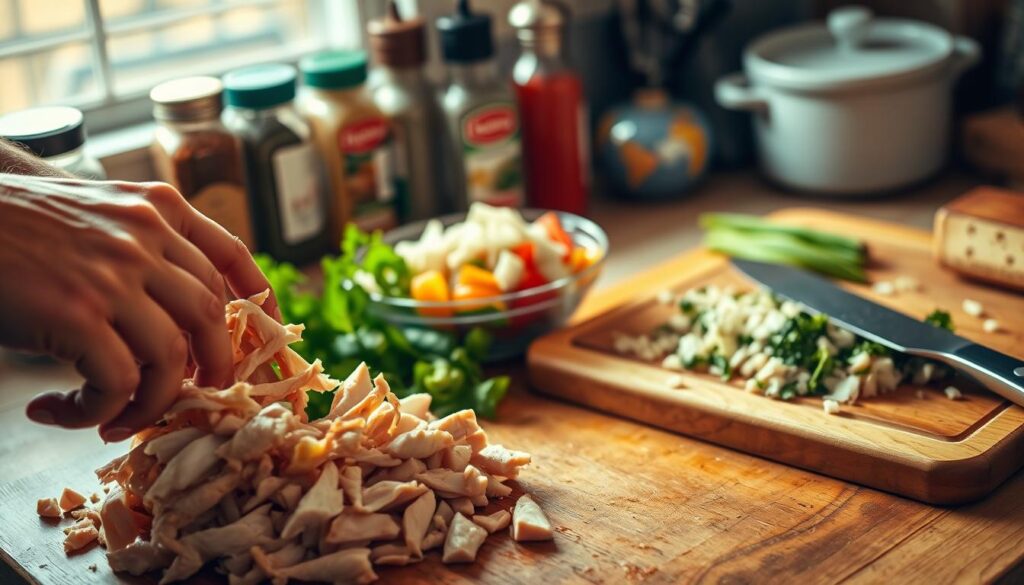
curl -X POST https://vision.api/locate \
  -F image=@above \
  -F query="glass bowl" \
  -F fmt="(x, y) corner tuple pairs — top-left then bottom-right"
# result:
(358, 209), (608, 361)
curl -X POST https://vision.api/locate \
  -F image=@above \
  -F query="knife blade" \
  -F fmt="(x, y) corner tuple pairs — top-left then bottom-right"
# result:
(732, 258), (1024, 407)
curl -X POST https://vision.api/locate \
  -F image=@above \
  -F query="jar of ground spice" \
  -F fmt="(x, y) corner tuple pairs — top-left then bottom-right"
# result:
(150, 76), (255, 249)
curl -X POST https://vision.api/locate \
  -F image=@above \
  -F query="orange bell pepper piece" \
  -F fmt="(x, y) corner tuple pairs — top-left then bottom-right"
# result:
(457, 264), (500, 290)
(452, 282), (506, 313)
(411, 270), (453, 318)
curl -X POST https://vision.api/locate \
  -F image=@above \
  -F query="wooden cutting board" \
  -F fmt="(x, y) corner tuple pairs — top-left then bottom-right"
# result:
(528, 208), (1024, 505)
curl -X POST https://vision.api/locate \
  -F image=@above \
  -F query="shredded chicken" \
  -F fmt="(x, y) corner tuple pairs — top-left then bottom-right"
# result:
(39, 292), (539, 581)
(510, 494), (553, 542)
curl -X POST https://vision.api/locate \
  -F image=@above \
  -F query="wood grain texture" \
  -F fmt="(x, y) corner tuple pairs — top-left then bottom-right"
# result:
(529, 208), (1024, 504)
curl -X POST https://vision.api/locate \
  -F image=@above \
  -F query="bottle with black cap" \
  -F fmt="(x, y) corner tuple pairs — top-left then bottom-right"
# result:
(0, 106), (106, 179)
(437, 0), (523, 210)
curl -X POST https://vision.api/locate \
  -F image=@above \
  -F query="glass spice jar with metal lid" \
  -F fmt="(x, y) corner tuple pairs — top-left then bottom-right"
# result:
(150, 76), (255, 249)
(0, 106), (106, 179)
(222, 64), (329, 265)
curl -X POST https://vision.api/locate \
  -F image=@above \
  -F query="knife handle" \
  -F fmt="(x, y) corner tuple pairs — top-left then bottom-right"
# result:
(938, 344), (1024, 407)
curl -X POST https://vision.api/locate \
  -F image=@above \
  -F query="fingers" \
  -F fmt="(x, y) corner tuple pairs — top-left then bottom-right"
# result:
(146, 263), (233, 388)
(98, 297), (189, 441)
(26, 322), (138, 430)
(163, 229), (227, 301)
(143, 183), (281, 321)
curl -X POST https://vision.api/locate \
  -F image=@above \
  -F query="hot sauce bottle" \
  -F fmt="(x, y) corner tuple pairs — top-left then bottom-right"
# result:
(509, 0), (590, 215)
(437, 0), (525, 210)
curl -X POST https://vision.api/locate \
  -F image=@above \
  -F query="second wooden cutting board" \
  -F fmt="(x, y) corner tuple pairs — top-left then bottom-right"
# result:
(528, 208), (1024, 505)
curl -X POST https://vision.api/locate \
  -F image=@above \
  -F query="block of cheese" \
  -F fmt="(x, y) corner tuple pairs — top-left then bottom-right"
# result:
(934, 187), (1024, 291)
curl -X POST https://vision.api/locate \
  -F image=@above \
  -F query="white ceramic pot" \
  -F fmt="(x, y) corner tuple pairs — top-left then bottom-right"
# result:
(715, 6), (980, 196)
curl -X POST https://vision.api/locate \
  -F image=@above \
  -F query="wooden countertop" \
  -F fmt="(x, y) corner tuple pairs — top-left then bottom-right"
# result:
(5, 170), (1020, 584)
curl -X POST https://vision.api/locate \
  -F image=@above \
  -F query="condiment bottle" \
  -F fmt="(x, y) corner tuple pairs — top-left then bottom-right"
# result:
(437, 0), (524, 210)
(298, 50), (402, 241)
(222, 64), (329, 265)
(509, 0), (589, 214)
(368, 1), (445, 221)
(0, 106), (106, 179)
(150, 77), (255, 249)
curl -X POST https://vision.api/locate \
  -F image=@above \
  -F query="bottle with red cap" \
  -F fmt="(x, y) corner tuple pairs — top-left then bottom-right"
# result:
(437, 0), (524, 211)
(509, 0), (590, 215)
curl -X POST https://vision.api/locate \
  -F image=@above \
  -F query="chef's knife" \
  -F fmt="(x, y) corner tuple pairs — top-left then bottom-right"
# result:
(732, 259), (1024, 407)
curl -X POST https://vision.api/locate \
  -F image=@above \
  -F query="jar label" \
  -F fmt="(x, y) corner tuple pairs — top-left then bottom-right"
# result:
(189, 182), (254, 249)
(272, 142), (325, 245)
(337, 117), (401, 231)
(460, 103), (524, 207)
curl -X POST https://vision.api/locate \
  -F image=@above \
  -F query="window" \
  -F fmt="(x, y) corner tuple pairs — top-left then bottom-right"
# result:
(0, 0), (361, 134)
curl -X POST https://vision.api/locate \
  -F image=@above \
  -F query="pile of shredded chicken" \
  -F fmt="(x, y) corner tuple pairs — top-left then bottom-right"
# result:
(38, 291), (551, 584)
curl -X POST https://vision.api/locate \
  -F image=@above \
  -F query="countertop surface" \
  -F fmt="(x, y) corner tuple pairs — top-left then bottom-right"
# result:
(5, 169), (1019, 584)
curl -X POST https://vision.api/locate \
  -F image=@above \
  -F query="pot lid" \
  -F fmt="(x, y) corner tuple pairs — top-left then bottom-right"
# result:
(747, 6), (955, 92)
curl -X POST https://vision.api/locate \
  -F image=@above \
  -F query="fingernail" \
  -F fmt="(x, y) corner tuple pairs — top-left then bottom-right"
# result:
(27, 408), (54, 425)
(102, 427), (134, 443)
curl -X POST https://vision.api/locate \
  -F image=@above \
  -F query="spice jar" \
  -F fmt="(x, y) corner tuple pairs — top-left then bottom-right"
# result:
(298, 50), (403, 241)
(150, 76), (255, 249)
(222, 64), (329, 265)
(437, 0), (525, 210)
(368, 0), (446, 220)
(0, 106), (106, 179)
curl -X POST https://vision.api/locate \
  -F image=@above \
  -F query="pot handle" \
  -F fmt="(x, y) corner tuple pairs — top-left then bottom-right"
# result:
(950, 36), (981, 77)
(715, 73), (768, 113)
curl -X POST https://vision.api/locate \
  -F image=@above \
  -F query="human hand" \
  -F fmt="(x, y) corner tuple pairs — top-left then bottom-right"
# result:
(0, 174), (279, 441)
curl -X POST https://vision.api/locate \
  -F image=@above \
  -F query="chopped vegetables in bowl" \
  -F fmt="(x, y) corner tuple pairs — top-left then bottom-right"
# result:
(349, 203), (608, 360)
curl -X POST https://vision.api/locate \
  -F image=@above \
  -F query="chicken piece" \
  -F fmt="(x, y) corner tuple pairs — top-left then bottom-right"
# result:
(485, 475), (513, 498)
(144, 434), (227, 507)
(160, 470), (240, 529)
(325, 511), (401, 544)
(242, 542), (306, 585)
(217, 403), (294, 463)
(70, 508), (102, 528)
(429, 410), (486, 452)
(433, 500), (455, 531)
(366, 458), (427, 486)
(219, 551), (252, 577)
(470, 493), (488, 507)
(161, 505), (275, 583)
(371, 542), (413, 565)
(385, 428), (454, 460)
(471, 444), (531, 480)
(443, 444), (473, 472)
(58, 489), (87, 512)
(281, 462), (344, 539)
(416, 465), (487, 498)
(63, 517), (95, 535)
(398, 393), (432, 420)
(422, 529), (445, 551)
(100, 486), (141, 552)
(449, 497), (475, 517)
(168, 383), (262, 420)
(359, 480), (428, 513)
(510, 495), (553, 542)
(327, 363), (374, 419)
(249, 359), (334, 402)
(395, 412), (425, 435)
(442, 513), (488, 564)
(364, 399), (401, 447)
(143, 428), (204, 464)
(272, 547), (377, 585)
(473, 510), (511, 534)
(339, 375), (392, 423)
(352, 447), (402, 468)
(63, 522), (99, 554)
(273, 484), (303, 511)
(95, 453), (129, 485)
(37, 497), (62, 518)
(340, 466), (363, 508)
(107, 540), (174, 575)
(403, 490), (435, 558)
(242, 476), (287, 513)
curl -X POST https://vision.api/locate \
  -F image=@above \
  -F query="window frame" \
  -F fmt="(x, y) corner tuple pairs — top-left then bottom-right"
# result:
(0, 0), (360, 135)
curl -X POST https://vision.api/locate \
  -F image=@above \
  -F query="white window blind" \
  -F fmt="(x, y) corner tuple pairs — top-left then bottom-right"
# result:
(0, 0), (360, 133)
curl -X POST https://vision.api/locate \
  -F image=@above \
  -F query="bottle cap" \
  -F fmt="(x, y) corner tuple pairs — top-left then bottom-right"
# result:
(222, 64), (297, 109)
(300, 50), (368, 90)
(150, 76), (224, 121)
(368, 1), (427, 68)
(509, 0), (566, 54)
(0, 106), (86, 157)
(436, 0), (494, 63)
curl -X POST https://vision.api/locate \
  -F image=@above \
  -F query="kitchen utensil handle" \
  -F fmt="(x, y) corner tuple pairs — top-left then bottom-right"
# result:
(950, 36), (981, 77)
(935, 343), (1024, 407)
(715, 73), (768, 113)
(828, 6), (873, 52)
